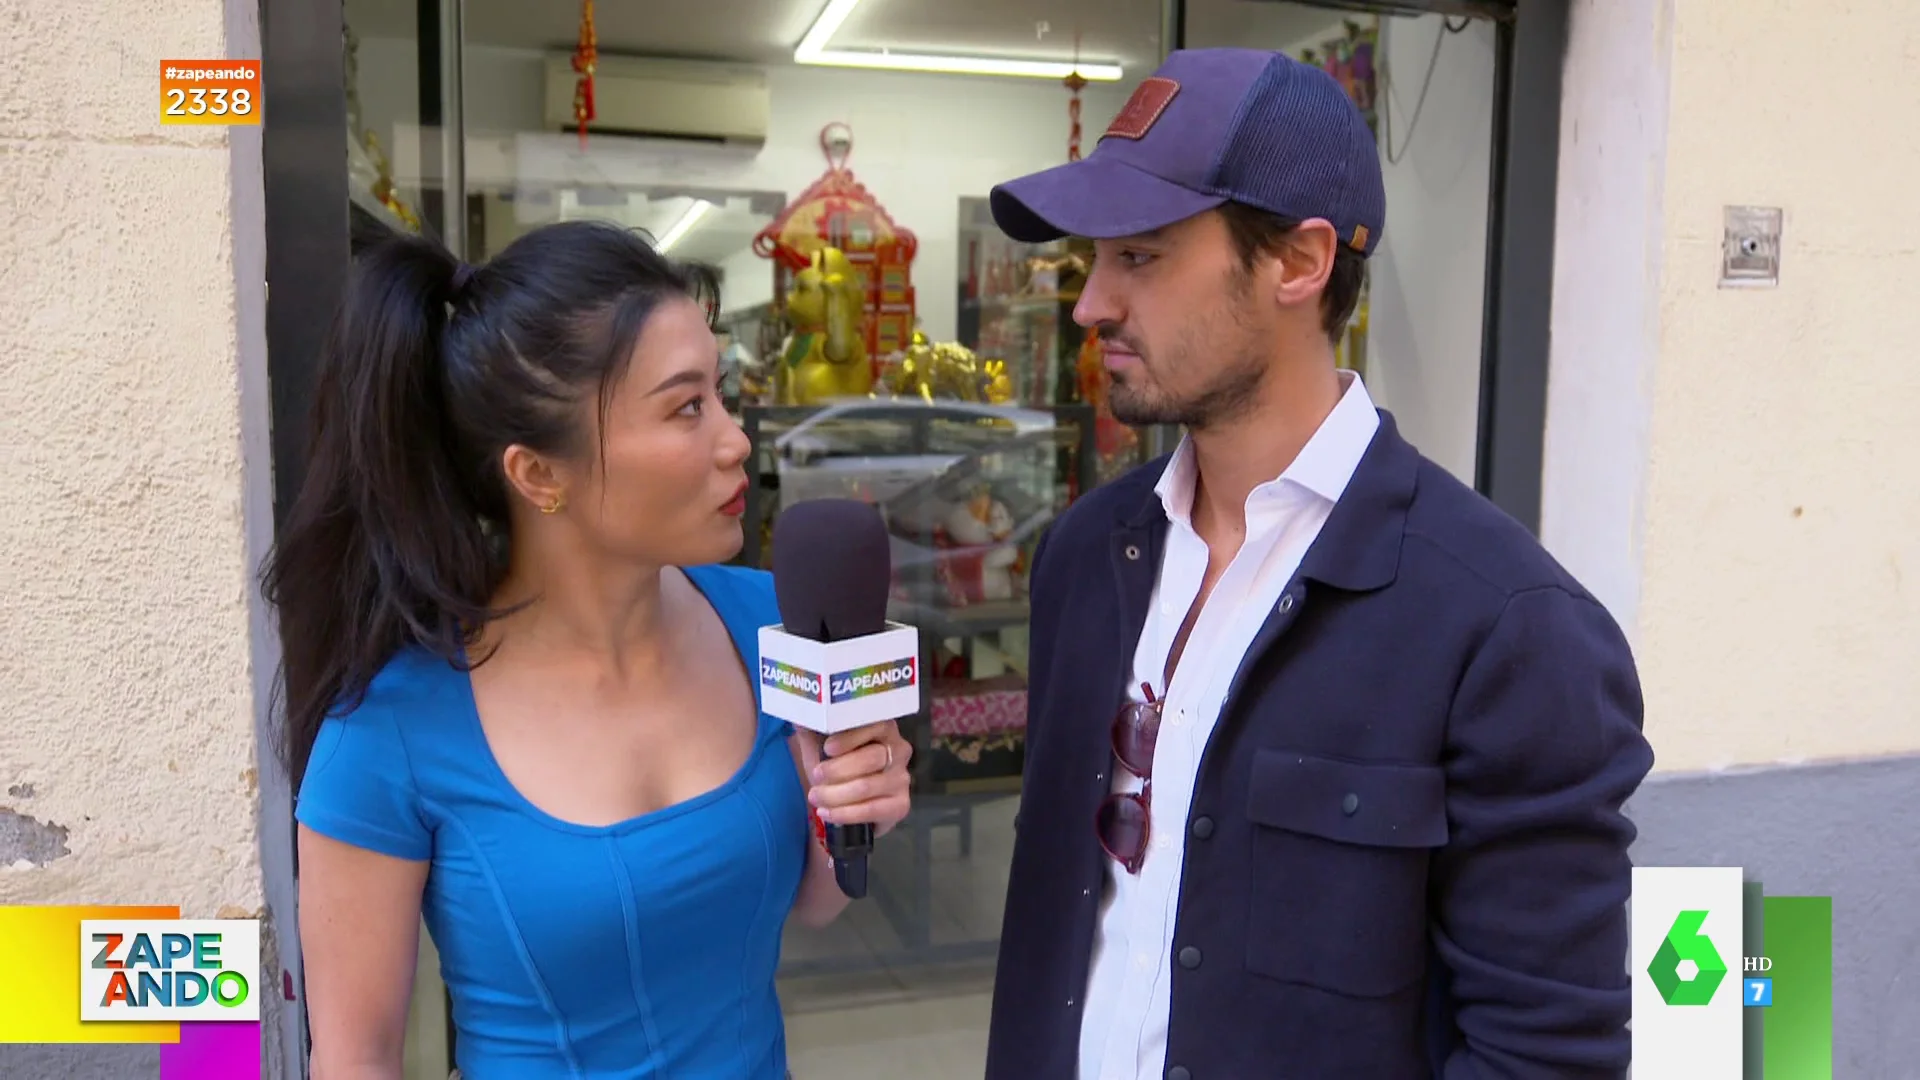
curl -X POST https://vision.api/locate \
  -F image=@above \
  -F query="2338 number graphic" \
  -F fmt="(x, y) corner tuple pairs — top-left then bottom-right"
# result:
(159, 60), (262, 126)
(164, 87), (254, 118)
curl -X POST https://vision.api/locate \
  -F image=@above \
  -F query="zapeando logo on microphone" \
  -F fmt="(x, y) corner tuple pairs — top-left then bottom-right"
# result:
(760, 658), (824, 702)
(829, 657), (917, 703)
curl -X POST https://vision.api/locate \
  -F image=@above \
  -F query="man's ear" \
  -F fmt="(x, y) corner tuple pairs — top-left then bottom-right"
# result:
(1272, 218), (1339, 310)
(501, 444), (569, 515)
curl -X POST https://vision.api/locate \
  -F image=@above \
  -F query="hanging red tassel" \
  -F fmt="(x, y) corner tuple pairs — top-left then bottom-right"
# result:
(1064, 71), (1087, 161)
(571, 0), (598, 150)
(1064, 32), (1087, 162)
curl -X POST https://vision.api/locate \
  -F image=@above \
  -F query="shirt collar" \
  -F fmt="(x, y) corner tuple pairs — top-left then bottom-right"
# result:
(1153, 369), (1381, 524)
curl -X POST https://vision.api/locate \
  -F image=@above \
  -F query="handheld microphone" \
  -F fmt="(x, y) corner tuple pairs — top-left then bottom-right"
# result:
(760, 499), (922, 900)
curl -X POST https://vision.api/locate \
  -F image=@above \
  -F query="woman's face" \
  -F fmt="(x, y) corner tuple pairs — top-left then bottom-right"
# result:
(549, 296), (752, 569)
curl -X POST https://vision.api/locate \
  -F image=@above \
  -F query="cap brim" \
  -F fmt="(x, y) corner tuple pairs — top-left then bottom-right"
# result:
(989, 156), (1227, 243)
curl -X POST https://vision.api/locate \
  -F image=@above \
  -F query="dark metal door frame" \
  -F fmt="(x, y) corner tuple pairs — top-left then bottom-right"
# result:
(1472, 0), (1566, 534)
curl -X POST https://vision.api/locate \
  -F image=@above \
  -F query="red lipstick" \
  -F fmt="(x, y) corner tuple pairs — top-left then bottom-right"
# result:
(721, 480), (749, 517)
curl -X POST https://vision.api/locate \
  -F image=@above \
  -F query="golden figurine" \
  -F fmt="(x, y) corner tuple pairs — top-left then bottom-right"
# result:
(876, 337), (1017, 405)
(978, 357), (1015, 404)
(1021, 251), (1088, 297)
(775, 246), (873, 405)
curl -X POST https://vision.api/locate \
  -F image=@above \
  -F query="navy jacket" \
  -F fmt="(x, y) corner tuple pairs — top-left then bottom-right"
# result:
(986, 413), (1654, 1080)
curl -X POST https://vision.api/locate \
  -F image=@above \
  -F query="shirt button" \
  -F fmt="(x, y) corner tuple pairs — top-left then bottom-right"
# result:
(1168, 1066), (1192, 1080)
(1178, 946), (1202, 969)
(1134, 952), (1153, 970)
(1190, 816), (1215, 840)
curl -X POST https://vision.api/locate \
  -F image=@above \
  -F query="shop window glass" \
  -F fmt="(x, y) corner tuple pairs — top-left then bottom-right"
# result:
(1187, 0), (1498, 485)
(341, 2), (1175, 1076)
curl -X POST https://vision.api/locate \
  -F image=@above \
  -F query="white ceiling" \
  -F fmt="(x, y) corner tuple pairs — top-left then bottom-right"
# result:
(346, 0), (1360, 75)
(345, 0), (1369, 271)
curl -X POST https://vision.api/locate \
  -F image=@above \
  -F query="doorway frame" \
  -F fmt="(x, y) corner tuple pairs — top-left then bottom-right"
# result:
(256, 2), (1572, 1074)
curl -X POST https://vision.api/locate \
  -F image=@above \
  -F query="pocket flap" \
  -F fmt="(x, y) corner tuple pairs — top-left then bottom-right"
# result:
(1246, 750), (1449, 848)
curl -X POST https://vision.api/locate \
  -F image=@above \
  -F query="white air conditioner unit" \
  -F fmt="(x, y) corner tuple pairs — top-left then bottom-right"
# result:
(545, 54), (769, 148)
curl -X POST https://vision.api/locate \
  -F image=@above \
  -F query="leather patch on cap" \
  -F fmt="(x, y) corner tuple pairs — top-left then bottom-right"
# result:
(1104, 77), (1179, 141)
(1350, 225), (1370, 250)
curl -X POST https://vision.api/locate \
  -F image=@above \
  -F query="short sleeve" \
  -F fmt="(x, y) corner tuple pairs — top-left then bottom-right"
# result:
(295, 701), (433, 861)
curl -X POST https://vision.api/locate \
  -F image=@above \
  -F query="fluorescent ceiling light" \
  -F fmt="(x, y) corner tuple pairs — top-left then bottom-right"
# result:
(795, 0), (1124, 81)
(656, 199), (714, 253)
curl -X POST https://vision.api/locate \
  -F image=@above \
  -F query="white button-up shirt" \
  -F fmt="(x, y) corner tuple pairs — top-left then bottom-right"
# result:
(1076, 370), (1381, 1080)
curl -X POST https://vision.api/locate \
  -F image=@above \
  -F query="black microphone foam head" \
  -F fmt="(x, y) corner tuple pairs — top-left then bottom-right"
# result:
(769, 498), (892, 642)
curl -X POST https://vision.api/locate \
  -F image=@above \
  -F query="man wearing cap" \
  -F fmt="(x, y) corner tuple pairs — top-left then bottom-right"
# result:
(985, 48), (1652, 1080)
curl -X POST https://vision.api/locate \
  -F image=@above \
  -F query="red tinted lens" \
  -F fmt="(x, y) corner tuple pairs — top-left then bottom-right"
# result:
(1112, 701), (1161, 778)
(1097, 792), (1150, 874)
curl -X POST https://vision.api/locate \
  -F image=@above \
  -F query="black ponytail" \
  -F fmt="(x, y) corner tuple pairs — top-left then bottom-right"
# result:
(262, 219), (714, 788)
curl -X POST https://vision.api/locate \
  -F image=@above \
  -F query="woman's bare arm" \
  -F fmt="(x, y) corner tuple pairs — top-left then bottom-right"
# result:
(297, 825), (431, 1080)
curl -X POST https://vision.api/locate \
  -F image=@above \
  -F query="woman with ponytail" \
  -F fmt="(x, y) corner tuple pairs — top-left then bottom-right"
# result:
(262, 220), (912, 1078)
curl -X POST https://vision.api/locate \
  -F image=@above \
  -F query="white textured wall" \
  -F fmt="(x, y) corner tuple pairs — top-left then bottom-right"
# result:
(1540, 0), (1670, 650)
(0, 0), (289, 1071)
(1547, 0), (1920, 772)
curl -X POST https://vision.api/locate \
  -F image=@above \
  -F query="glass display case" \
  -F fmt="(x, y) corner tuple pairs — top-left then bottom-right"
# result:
(956, 197), (1151, 486)
(729, 194), (1148, 990)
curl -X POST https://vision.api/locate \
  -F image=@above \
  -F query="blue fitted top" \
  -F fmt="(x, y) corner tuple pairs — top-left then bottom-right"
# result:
(295, 564), (807, 1079)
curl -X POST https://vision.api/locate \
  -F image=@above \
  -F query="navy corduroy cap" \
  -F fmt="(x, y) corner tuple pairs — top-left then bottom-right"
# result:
(990, 48), (1386, 257)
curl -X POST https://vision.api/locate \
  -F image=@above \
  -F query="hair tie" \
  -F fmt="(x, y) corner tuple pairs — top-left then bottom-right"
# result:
(449, 261), (477, 297)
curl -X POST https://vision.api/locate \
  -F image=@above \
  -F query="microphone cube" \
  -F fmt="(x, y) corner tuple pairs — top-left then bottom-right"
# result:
(756, 623), (923, 735)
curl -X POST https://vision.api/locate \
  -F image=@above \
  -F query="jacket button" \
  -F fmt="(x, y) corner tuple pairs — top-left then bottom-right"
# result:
(1278, 593), (1295, 613)
(1177, 946), (1202, 969)
(1342, 792), (1360, 816)
(1124, 544), (1141, 560)
(1168, 1067), (1191, 1080)
(1190, 816), (1214, 840)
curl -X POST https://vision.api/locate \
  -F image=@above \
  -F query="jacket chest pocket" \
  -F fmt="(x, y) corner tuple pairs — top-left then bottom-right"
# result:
(1243, 749), (1448, 998)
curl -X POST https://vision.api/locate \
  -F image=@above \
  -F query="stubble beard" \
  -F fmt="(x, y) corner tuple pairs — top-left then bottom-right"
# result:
(1102, 285), (1269, 433)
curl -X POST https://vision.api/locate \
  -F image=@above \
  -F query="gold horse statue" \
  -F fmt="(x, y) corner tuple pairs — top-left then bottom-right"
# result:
(776, 247), (872, 405)
(879, 334), (1015, 405)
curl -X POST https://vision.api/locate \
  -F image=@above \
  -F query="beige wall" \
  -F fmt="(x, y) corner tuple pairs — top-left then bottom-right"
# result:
(1544, 0), (1920, 773)
(0, 0), (293, 1072)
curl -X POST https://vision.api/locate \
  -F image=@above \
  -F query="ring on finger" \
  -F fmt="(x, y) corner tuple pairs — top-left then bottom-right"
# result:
(884, 742), (895, 772)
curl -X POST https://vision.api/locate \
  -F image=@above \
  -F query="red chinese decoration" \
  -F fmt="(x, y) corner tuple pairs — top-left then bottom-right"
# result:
(571, 0), (598, 150)
(1064, 72), (1087, 161)
(1065, 33), (1088, 161)
(752, 123), (920, 361)
(1064, 34), (1138, 475)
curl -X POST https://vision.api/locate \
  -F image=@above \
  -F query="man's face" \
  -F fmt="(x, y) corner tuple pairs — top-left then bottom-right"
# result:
(1073, 210), (1277, 431)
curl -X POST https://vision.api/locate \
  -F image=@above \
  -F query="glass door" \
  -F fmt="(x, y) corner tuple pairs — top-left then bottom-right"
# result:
(338, 10), (456, 1077)
(448, 2), (1170, 1078)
